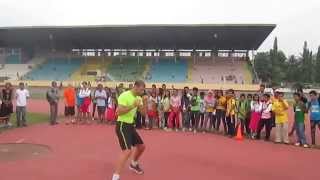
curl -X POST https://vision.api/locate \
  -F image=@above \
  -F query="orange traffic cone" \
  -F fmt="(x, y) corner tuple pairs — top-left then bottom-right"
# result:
(235, 124), (243, 141)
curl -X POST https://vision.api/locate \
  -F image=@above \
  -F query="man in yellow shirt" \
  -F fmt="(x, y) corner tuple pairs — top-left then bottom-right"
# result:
(112, 80), (147, 180)
(226, 89), (236, 136)
(272, 91), (289, 144)
(216, 90), (227, 134)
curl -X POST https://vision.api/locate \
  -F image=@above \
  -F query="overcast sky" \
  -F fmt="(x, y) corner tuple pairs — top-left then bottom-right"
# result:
(1, 0), (319, 55)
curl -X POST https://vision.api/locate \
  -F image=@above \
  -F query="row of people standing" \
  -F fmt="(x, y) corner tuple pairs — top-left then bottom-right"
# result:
(0, 82), (30, 127)
(62, 81), (119, 125)
(134, 84), (320, 147)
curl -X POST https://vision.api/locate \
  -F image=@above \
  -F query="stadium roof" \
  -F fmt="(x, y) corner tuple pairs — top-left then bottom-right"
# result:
(0, 24), (276, 51)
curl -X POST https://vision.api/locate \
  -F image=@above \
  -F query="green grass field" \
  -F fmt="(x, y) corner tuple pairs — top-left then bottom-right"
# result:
(0, 112), (49, 132)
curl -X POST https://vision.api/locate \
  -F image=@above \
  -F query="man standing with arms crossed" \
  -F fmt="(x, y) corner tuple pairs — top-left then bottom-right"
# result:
(112, 80), (147, 180)
(47, 81), (60, 125)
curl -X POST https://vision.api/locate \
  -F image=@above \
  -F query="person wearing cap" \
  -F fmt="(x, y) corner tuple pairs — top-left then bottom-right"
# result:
(272, 90), (290, 144)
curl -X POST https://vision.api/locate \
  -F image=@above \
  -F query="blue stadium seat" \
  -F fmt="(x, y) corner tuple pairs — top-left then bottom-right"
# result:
(148, 59), (187, 83)
(5, 55), (21, 64)
(25, 58), (83, 81)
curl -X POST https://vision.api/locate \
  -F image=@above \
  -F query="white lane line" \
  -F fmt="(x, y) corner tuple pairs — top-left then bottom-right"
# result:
(15, 138), (25, 143)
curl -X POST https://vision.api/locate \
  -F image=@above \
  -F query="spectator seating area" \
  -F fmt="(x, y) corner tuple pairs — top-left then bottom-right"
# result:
(24, 57), (84, 81)
(1, 55), (254, 84)
(147, 59), (188, 83)
(106, 57), (149, 82)
(71, 57), (110, 81)
(5, 55), (21, 64)
(190, 57), (252, 84)
(0, 64), (31, 80)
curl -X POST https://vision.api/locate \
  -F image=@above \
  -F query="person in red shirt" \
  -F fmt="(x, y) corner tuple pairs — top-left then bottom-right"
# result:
(64, 84), (76, 124)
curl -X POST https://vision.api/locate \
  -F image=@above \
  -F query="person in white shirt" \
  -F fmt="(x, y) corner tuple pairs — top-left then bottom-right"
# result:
(249, 94), (262, 139)
(15, 82), (30, 127)
(94, 84), (107, 123)
(78, 82), (91, 124)
(257, 94), (273, 141)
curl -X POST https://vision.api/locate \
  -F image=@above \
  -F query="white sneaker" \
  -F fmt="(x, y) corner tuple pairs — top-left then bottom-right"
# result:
(182, 128), (186, 132)
(111, 174), (120, 180)
(294, 142), (301, 146)
(189, 128), (192, 131)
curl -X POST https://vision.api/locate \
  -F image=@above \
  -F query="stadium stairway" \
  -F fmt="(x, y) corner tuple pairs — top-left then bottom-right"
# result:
(244, 61), (254, 84)
(142, 61), (151, 81)
(70, 57), (111, 81)
(106, 57), (148, 82)
(186, 58), (193, 82)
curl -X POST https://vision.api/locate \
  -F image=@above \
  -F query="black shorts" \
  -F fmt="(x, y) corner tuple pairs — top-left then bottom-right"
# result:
(115, 121), (144, 150)
(97, 106), (106, 115)
(64, 106), (75, 116)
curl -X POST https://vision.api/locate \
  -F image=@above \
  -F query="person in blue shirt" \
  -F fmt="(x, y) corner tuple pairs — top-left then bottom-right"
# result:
(76, 86), (84, 123)
(308, 91), (320, 146)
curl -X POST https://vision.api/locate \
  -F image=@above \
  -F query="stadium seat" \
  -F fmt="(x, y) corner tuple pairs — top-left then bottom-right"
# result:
(71, 57), (111, 81)
(190, 57), (252, 84)
(5, 55), (21, 64)
(148, 59), (188, 83)
(24, 57), (84, 81)
(106, 57), (149, 82)
(0, 64), (31, 80)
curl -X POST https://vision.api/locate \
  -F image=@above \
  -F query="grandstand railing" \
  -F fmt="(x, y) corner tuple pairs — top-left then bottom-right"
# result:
(3, 80), (260, 91)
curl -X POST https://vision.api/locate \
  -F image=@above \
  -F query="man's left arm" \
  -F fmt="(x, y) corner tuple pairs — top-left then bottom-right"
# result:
(138, 96), (148, 116)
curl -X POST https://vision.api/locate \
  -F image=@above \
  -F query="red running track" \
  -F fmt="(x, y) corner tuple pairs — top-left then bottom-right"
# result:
(26, 99), (320, 144)
(0, 123), (320, 180)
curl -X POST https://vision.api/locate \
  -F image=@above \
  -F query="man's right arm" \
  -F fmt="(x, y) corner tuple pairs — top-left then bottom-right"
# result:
(116, 95), (139, 116)
(117, 104), (135, 116)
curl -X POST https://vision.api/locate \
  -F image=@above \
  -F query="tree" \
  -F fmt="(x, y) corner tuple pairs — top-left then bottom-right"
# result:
(315, 46), (320, 82)
(300, 41), (313, 83)
(269, 37), (287, 84)
(253, 38), (320, 86)
(254, 52), (271, 82)
(286, 55), (300, 82)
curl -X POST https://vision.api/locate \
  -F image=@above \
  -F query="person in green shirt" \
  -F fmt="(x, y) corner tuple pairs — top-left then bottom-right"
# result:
(236, 94), (248, 134)
(190, 87), (201, 133)
(245, 94), (253, 135)
(112, 80), (147, 180)
(293, 92), (309, 148)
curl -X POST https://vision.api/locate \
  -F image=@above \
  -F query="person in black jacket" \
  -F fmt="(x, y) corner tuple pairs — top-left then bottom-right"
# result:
(1, 82), (14, 126)
(181, 86), (191, 131)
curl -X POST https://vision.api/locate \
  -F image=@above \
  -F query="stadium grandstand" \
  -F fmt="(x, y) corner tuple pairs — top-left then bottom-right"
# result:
(0, 24), (275, 90)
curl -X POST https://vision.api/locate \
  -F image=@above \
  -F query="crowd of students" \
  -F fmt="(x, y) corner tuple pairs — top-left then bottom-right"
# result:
(62, 81), (118, 125)
(61, 82), (320, 148)
(1, 81), (320, 148)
